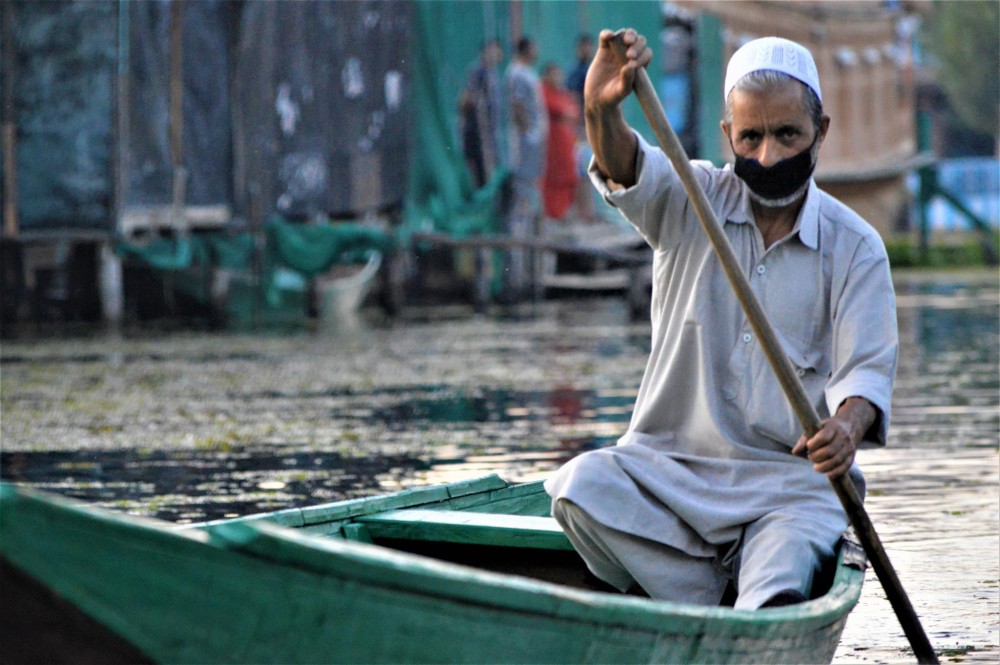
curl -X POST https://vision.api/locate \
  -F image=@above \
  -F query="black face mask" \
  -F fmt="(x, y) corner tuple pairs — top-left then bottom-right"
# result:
(732, 132), (818, 203)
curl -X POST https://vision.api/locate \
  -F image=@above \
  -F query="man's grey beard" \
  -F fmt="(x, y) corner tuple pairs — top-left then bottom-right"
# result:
(747, 178), (812, 208)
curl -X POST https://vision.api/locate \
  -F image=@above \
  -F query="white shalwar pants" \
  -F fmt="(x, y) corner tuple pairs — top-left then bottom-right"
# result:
(551, 498), (830, 610)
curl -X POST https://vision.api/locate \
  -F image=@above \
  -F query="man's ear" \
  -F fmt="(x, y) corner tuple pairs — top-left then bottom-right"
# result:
(720, 120), (731, 140)
(817, 115), (831, 144)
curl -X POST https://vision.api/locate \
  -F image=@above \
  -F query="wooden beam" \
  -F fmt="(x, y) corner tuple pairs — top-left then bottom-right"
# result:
(411, 232), (649, 266)
(357, 510), (575, 551)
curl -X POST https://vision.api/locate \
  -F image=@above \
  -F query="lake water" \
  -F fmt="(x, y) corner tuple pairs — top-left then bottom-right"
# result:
(1, 270), (997, 663)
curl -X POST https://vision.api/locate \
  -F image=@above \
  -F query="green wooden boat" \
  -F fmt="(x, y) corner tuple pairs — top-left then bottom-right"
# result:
(0, 475), (865, 664)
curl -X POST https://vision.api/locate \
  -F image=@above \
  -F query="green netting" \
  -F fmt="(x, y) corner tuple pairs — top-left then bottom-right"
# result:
(264, 217), (393, 277)
(205, 233), (256, 272)
(115, 236), (177, 271)
(400, 0), (659, 241)
(520, 0), (660, 140)
(400, 1), (511, 242)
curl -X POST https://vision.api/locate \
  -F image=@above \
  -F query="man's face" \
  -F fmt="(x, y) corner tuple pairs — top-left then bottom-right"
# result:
(722, 78), (823, 167)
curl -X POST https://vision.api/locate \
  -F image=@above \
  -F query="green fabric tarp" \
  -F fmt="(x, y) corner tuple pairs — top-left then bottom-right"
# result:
(114, 232), (256, 273)
(400, 2), (511, 242)
(116, 219), (392, 325)
(264, 217), (393, 277)
(116, 218), (392, 277)
(115, 235), (200, 272)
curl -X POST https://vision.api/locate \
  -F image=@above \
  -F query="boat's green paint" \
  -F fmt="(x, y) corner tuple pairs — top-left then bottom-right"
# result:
(0, 476), (865, 664)
(357, 509), (577, 550)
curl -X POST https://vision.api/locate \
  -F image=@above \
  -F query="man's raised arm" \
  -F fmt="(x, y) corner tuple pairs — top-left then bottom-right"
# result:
(584, 29), (653, 189)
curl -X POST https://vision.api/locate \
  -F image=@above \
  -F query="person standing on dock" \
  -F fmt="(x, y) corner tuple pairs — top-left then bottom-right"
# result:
(459, 39), (504, 189)
(565, 33), (593, 118)
(565, 33), (599, 223)
(503, 36), (548, 301)
(546, 30), (898, 609)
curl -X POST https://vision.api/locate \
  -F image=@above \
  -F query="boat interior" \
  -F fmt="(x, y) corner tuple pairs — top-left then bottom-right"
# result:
(336, 507), (839, 604)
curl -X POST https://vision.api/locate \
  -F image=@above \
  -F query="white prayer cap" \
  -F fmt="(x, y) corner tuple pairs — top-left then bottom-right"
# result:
(724, 36), (822, 103)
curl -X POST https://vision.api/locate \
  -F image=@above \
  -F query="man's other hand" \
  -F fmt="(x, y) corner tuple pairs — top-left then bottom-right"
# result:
(791, 397), (875, 479)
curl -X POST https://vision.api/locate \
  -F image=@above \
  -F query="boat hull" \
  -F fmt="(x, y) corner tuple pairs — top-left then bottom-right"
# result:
(0, 477), (864, 664)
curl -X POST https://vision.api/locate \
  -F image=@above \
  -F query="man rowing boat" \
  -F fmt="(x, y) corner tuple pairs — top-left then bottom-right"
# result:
(546, 29), (898, 609)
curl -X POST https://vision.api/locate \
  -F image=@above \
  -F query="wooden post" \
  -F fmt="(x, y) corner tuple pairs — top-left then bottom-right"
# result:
(99, 242), (124, 322)
(113, 0), (128, 236)
(169, 0), (186, 234)
(2, 124), (17, 239)
(695, 12), (724, 165)
(529, 213), (543, 303)
(2, 1), (19, 239)
(229, 1), (246, 219)
(473, 247), (492, 313)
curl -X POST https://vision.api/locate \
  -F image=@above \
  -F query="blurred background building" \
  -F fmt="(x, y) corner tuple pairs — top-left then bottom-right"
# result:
(683, 0), (926, 236)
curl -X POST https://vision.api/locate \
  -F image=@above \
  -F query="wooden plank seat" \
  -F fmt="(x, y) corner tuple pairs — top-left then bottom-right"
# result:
(354, 509), (574, 551)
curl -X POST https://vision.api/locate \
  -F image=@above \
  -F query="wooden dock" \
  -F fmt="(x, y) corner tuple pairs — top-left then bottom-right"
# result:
(408, 226), (651, 316)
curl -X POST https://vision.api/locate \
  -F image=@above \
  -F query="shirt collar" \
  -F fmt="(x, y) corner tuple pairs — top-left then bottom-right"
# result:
(796, 181), (820, 250)
(729, 177), (820, 251)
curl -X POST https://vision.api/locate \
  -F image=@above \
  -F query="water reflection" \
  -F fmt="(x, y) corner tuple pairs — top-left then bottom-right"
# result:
(0, 299), (649, 522)
(835, 274), (999, 663)
(0, 447), (429, 523)
(892, 276), (999, 453)
(1, 277), (995, 524)
(1, 272), (997, 660)
(836, 446), (1000, 663)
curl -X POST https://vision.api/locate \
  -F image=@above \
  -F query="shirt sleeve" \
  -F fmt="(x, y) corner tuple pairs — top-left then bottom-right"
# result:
(824, 237), (898, 447)
(587, 131), (718, 251)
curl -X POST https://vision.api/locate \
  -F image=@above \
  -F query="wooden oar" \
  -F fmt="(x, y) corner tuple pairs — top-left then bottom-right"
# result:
(608, 31), (938, 664)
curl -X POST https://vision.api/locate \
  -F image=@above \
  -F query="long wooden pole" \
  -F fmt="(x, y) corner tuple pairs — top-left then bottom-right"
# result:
(608, 32), (938, 664)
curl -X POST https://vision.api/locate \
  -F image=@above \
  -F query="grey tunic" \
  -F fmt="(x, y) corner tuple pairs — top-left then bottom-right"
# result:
(546, 133), (898, 567)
